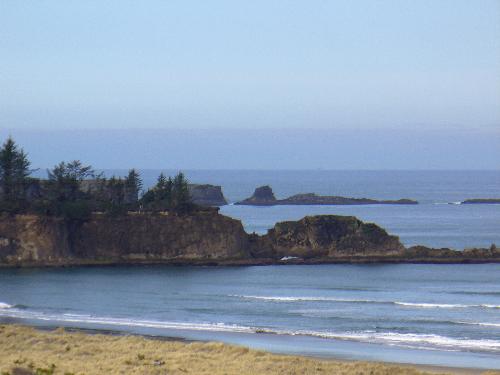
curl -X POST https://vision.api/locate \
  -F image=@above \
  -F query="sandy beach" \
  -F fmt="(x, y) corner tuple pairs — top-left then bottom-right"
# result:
(0, 324), (497, 375)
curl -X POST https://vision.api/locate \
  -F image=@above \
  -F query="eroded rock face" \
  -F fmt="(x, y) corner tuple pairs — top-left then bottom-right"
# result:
(0, 212), (250, 265)
(255, 215), (405, 259)
(0, 213), (497, 266)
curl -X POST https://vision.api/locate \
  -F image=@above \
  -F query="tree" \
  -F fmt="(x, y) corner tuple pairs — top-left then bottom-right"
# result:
(124, 169), (143, 202)
(0, 137), (31, 208)
(172, 172), (191, 210)
(43, 160), (95, 220)
(47, 160), (94, 202)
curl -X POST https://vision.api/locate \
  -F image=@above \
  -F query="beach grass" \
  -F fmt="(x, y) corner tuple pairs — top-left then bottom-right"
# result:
(0, 324), (497, 375)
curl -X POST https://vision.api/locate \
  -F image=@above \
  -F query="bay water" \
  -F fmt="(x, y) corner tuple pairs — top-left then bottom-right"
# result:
(2, 170), (499, 369)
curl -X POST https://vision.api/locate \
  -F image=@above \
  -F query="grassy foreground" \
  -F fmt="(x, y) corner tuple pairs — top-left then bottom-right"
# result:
(0, 325), (496, 375)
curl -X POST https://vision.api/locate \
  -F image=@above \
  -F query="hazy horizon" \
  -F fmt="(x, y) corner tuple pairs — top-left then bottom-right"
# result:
(1, 127), (499, 170)
(1, 1), (499, 169)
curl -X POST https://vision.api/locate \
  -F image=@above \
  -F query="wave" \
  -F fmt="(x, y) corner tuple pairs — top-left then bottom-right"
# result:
(288, 310), (500, 329)
(231, 295), (383, 303)
(231, 295), (500, 309)
(0, 308), (498, 353)
(394, 302), (470, 309)
(310, 331), (500, 353)
(456, 321), (500, 328)
(0, 302), (12, 309)
(448, 291), (500, 297)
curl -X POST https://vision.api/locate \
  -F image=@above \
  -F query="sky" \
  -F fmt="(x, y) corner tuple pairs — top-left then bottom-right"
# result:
(0, 1), (499, 169)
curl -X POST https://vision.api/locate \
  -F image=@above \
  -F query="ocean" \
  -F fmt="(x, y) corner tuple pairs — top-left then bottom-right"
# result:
(2, 170), (499, 369)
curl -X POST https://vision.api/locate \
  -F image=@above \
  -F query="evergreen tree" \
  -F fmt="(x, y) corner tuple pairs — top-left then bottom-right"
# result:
(172, 172), (191, 210)
(47, 160), (94, 201)
(45, 160), (95, 220)
(124, 169), (142, 204)
(0, 137), (31, 207)
(125, 169), (142, 193)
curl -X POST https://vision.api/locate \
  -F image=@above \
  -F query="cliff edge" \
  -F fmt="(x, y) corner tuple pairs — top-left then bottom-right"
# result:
(0, 212), (497, 267)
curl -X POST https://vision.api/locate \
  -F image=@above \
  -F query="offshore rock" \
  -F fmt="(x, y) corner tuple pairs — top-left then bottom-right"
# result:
(236, 186), (417, 206)
(461, 198), (500, 204)
(251, 215), (405, 259)
(188, 184), (228, 206)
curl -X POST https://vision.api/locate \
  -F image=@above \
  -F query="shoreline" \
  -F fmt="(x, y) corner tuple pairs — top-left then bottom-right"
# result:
(1, 256), (499, 269)
(0, 324), (496, 375)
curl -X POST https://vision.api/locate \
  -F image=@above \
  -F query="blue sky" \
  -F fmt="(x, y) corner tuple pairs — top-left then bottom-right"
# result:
(0, 1), (499, 168)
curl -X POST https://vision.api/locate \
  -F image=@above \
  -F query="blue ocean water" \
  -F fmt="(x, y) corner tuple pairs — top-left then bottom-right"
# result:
(0, 264), (499, 369)
(5, 170), (499, 368)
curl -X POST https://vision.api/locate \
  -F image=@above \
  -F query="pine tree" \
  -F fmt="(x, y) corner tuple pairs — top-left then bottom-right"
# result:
(172, 172), (191, 210)
(0, 137), (31, 204)
(47, 160), (94, 201)
(124, 169), (142, 203)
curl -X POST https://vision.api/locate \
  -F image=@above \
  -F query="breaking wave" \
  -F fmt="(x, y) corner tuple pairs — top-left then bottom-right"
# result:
(231, 295), (500, 309)
(0, 307), (498, 353)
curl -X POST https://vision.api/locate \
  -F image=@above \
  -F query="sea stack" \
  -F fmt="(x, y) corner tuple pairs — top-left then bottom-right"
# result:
(236, 185), (277, 205)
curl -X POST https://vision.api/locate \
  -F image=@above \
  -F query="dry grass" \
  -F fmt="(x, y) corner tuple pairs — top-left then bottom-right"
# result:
(0, 324), (496, 375)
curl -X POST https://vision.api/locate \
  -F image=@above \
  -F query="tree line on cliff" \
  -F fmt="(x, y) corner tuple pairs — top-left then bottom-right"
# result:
(0, 137), (193, 219)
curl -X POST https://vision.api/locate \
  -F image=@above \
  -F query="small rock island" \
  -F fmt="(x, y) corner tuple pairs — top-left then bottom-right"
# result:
(235, 185), (418, 206)
(461, 198), (500, 204)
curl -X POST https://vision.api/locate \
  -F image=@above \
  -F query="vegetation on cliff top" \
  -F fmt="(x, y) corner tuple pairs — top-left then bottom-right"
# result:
(0, 137), (194, 220)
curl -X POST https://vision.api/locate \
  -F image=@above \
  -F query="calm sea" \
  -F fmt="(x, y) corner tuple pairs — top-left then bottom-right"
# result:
(3, 170), (499, 368)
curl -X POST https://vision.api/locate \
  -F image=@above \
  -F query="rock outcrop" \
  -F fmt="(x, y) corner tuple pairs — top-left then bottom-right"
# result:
(0, 211), (249, 266)
(461, 198), (500, 204)
(0, 212), (497, 267)
(250, 215), (404, 259)
(236, 185), (276, 205)
(236, 186), (418, 206)
(188, 184), (227, 206)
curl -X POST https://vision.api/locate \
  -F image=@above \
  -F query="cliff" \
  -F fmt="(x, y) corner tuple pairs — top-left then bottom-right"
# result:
(0, 212), (498, 267)
(236, 186), (418, 206)
(0, 211), (249, 266)
(250, 215), (404, 259)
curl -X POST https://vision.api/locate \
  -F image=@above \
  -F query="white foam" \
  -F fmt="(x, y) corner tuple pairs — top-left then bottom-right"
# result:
(0, 302), (12, 309)
(1, 308), (499, 353)
(456, 321), (500, 328)
(394, 302), (468, 309)
(311, 332), (500, 352)
(231, 295), (381, 303)
(232, 295), (500, 309)
(481, 304), (500, 309)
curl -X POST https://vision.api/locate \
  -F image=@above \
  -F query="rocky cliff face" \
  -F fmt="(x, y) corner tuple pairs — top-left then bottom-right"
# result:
(0, 212), (497, 266)
(251, 215), (405, 259)
(0, 211), (249, 266)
